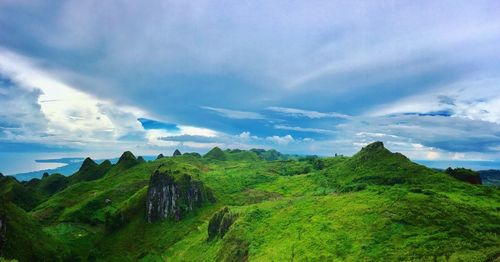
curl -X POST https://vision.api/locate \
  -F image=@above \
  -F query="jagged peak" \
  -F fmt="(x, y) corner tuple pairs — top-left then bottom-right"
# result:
(204, 147), (226, 160)
(156, 153), (164, 160)
(117, 151), (136, 164)
(356, 141), (389, 155)
(209, 146), (222, 152)
(364, 141), (385, 150)
(173, 149), (182, 156)
(82, 157), (97, 164)
(207, 147), (224, 155)
(351, 141), (414, 167)
(79, 157), (98, 171)
(99, 159), (112, 167)
(137, 156), (146, 163)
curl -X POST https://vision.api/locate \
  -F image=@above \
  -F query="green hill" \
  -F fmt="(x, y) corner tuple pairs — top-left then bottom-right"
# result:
(70, 157), (112, 183)
(116, 151), (140, 169)
(0, 176), (40, 211)
(26, 173), (70, 199)
(1, 142), (499, 261)
(204, 147), (226, 160)
(0, 200), (68, 261)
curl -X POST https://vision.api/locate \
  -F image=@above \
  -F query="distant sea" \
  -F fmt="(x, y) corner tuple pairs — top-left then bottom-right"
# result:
(0, 152), (157, 181)
(0, 153), (72, 175)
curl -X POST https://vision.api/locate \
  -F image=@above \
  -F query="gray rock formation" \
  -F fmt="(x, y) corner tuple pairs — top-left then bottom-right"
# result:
(146, 169), (214, 223)
(173, 149), (182, 157)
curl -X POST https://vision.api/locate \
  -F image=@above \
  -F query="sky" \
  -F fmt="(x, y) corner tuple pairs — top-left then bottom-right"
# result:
(1, 0), (500, 171)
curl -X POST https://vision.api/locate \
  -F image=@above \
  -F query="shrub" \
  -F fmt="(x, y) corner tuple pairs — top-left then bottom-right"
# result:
(208, 207), (237, 241)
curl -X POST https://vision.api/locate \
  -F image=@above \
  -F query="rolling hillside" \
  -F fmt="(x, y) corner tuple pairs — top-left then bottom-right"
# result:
(0, 142), (499, 261)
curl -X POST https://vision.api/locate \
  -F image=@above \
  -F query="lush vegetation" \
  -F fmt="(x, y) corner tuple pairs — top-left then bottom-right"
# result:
(445, 167), (482, 184)
(0, 142), (499, 261)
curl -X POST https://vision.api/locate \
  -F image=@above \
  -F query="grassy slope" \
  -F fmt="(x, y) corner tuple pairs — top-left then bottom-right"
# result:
(0, 176), (41, 211)
(164, 146), (500, 261)
(15, 145), (500, 261)
(0, 201), (68, 261)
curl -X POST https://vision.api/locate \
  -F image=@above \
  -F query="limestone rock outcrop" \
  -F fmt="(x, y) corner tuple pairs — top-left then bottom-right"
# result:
(146, 169), (214, 223)
(173, 149), (182, 157)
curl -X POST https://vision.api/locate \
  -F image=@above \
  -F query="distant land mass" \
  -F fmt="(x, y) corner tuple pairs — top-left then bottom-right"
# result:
(478, 170), (500, 185)
(34, 157), (85, 164)
(14, 157), (131, 181)
(13, 158), (87, 181)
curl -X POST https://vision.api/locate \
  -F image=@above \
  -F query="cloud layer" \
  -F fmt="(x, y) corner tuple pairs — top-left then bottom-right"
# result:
(1, 0), (500, 161)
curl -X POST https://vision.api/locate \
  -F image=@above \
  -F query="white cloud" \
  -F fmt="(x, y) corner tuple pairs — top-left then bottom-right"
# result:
(239, 131), (251, 139)
(369, 76), (500, 124)
(452, 152), (466, 160)
(0, 49), (147, 147)
(0, 83), (47, 142)
(355, 132), (399, 139)
(334, 112), (500, 159)
(274, 124), (335, 134)
(182, 142), (223, 149)
(1, 1), (500, 162)
(201, 106), (265, 120)
(267, 106), (349, 119)
(178, 125), (218, 137)
(145, 129), (180, 147)
(426, 151), (440, 160)
(0, 49), (226, 153)
(266, 134), (294, 145)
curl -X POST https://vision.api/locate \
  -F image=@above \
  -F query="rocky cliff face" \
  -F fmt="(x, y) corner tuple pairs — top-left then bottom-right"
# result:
(146, 169), (214, 223)
(173, 149), (182, 156)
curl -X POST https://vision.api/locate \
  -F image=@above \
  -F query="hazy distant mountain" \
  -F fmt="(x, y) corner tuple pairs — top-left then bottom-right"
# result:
(478, 170), (500, 186)
(13, 158), (87, 181)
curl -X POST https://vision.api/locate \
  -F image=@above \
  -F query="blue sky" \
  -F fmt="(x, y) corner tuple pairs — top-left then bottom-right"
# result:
(1, 0), (500, 164)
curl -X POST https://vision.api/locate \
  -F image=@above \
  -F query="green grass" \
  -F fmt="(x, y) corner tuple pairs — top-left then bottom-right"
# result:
(0, 201), (68, 261)
(1, 143), (499, 261)
(166, 188), (499, 261)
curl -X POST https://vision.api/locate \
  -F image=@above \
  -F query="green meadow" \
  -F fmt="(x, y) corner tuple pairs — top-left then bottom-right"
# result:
(1, 142), (499, 261)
